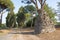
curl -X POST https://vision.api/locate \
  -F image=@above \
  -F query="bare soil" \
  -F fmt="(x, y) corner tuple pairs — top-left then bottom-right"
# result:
(0, 28), (60, 40)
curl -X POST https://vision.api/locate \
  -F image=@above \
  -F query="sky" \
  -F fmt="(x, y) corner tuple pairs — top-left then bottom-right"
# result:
(2, 0), (60, 23)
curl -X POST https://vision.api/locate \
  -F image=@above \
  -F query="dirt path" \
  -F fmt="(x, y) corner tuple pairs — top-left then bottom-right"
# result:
(0, 33), (42, 40)
(0, 28), (60, 40)
(0, 29), (42, 40)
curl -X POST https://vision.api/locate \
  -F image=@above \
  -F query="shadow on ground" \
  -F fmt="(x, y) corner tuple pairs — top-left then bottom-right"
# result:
(9, 31), (35, 35)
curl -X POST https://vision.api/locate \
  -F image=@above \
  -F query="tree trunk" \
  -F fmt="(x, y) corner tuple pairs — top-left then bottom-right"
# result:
(0, 13), (2, 24)
(34, 9), (56, 34)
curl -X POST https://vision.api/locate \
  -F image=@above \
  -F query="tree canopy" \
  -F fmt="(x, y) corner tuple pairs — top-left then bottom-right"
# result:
(21, 0), (56, 34)
(6, 11), (16, 28)
(0, 0), (14, 12)
(44, 4), (57, 24)
(25, 5), (36, 12)
(57, 2), (60, 21)
(17, 7), (26, 27)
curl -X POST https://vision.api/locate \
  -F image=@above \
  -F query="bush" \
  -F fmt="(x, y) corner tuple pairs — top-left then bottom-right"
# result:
(26, 17), (36, 27)
(0, 24), (7, 29)
(56, 22), (60, 25)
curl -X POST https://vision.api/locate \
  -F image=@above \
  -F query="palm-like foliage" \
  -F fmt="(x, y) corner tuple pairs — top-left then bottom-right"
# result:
(0, 0), (14, 11)
(0, 0), (14, 25)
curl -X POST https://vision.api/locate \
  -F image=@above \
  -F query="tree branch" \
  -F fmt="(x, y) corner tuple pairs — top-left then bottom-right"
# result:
(31, 0), (38, 10)
(31, 0), (36, 4)
(43, 0), (46, 6)
(39, 0), (42, 4)
(35, 0), (38, 10)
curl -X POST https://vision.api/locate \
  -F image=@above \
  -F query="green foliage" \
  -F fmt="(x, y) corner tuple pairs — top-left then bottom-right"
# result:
(57, 2), (60, 8)
(25, 13), (31, 20)
(6, 11), (16, 28)
(17, 7), (26, 28)
(0, 0), (14, 25)
(44, 4), (57, 24)
(57, 2), (60, 21)
(24, 5), (36, 27)
(17, 5), (35, 28)
(24, 13), (31, 26)
(22, 0), (56, 25)
(0, 0), (14, 10)
(26, 20), (32, 27)
(17, 4), (56, 27)
(18, 6), (27, 13)
(0, 24), (7, 29)
(25, 5), (36, 12)
(56, 22), (60, 25)
(25, 4), (57, 26)
(26, 17), (36, 27)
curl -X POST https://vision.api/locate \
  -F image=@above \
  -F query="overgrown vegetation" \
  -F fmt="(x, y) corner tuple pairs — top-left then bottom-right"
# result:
(17, 7), (27, 28)
(0, 0), (14, 10)
(0, 0), (14, 28)
(0, 0), (59, 29)
(6, 11), (16, 28)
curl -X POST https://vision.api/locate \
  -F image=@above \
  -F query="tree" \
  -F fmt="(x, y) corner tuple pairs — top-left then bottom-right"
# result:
(22, 0), (56, 34)
(0, 0), (14, 25)
(57, 2), (60, 21)
(17, 5), (35, 28)
(24, 5), (36, 28)
(17, 7), (26, 28)
(6, 11), (16, 28)
(25, 5), (56, 27)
